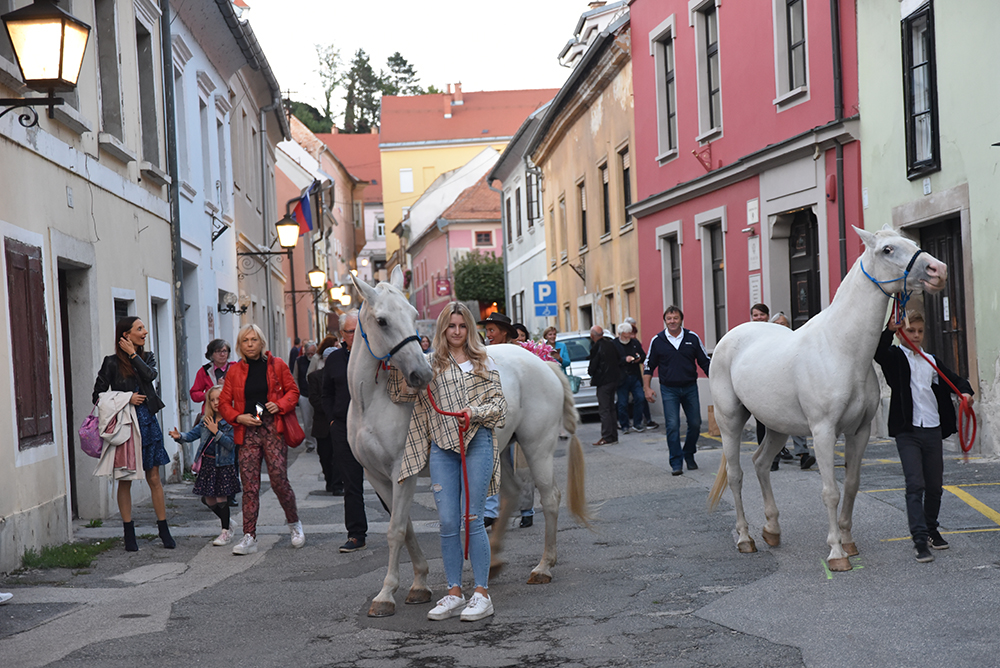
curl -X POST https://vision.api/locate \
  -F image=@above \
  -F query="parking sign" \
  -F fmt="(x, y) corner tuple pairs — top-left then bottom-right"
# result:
(534, 281), (557, 317)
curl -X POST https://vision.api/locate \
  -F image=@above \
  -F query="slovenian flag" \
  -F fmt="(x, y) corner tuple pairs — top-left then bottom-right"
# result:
(291, 188), (313, 236)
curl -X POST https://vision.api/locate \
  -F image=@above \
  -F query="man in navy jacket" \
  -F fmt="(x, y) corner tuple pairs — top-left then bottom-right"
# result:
(643, 306), (711, 475)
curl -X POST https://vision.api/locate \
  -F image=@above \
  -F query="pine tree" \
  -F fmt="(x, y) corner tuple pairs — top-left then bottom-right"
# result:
(383, 52), (424, 96)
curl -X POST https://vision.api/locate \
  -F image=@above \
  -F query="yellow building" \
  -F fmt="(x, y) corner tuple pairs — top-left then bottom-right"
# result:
(528, 15), (639, 333)
(379, 84), (558, 269)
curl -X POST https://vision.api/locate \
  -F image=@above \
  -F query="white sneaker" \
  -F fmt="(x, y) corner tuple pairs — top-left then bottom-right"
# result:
(427, 594), (466, 620)
(633, 425), (645, 433)
(0, 592), (12, 605)
(460, 592), (494, 621)
(212, 529), (233, 546)
(232, 533), (257, 555)
(289, 521), (306, 548)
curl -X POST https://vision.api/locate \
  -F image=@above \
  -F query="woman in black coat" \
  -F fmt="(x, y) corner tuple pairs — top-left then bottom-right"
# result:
(93, 316), (174, 551)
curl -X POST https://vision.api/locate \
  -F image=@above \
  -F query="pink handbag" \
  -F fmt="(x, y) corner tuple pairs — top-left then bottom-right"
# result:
(79, 408), (102, 458)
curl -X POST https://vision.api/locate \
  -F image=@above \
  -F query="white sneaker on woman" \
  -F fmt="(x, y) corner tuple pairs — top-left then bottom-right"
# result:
(0, 592), (12, 605)
(460, 592), (494, 621)
(212, 529), (233, 546)
(232, 533), (257, 555)
(289, 521), (306, 548)
(427, 594), (466, 620)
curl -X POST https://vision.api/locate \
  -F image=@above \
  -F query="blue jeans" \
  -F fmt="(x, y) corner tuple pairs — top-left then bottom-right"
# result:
(661, 383), (701, 471)
(617, 375), (645, 429)
(429, 428), (493, 590)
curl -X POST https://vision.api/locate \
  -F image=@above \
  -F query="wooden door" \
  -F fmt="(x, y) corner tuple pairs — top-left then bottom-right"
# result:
(920, 218), (968, 378)
(788, 209), (820, 330)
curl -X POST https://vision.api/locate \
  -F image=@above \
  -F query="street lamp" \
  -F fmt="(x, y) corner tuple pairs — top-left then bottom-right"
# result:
(275, 214), (299, 249)
(307, 268), (326, 289)
(0, 0), (91, 127)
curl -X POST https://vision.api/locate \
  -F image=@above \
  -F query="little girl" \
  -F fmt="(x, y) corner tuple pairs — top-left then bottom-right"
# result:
(169, 384), (241, 546)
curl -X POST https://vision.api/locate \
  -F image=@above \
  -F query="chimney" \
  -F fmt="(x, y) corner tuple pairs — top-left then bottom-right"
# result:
(443, 94), (452, 119)
(453, 82), (463, 106)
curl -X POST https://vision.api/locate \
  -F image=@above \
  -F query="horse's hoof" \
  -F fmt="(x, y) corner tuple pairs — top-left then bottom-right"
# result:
(489, 562), (506, 580)
(827, 557), (852, 572)
(405, 588), (432, 605)
(526, 571), (552, 585)
(843, 542), (859, 557)
(762, 530), (781, 547)
(737, 539), (757, 554)
(367, 600), (396, 617)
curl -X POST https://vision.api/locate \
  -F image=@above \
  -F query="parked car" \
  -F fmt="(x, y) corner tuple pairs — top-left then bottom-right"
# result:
(555, 330), (615, 413)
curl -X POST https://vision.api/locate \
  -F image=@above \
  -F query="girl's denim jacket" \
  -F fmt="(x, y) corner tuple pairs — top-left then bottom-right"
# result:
(177, 420), (236, 467)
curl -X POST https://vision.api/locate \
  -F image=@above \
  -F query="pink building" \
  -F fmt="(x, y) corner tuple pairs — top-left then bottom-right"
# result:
(629, 0), (862, 352)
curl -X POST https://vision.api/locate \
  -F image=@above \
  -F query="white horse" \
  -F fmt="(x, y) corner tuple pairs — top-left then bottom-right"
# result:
(347, 268), (590, 617)
(707, 226), (947, 571)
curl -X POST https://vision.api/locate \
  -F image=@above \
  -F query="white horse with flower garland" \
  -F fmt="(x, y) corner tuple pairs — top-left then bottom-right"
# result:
(347, 268), (591, 617)
(707, 226), (947, 571)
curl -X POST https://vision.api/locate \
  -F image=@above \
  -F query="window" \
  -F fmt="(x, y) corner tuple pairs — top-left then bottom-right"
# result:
(511, 291), (524, 325)
(605, 292), (615, 328)
(708, 223), (726, 342)
(174, 73), (190, 183)
(6, 238), (53, 449)
(649, 16), (678, 159)
(95, 0), (123, 139)
(705, 6), (721, 130)
(505, 196), (513, 245)
(902, 2), (940, 178)
(692, 1), (722, 137)
(624, 286), (636, 320)
(135, 20), (159, 165)
(399, 168), (414, 193)
(376, 216), (385, 238)
(600, 164), (610, 236)
(475, 231), (492, 247)
(515, 187), (522, 238)
(216, 118), (227, 208)
(526, 172), (540, 227)
(662, 234), (681, 309)
(558, 197), (568, 261)
(786, 0), (806, 90)
(200, 100), (212, 198)
(577, 181), (588, 249)
(620, 149), (632, 227)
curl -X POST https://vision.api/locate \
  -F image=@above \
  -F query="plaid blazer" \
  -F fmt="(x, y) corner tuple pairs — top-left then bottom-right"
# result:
(388, 357), (507, 495)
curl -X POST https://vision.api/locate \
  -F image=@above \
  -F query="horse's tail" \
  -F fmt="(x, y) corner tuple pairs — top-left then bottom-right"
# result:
(707, 454), (728, 512)
(550, 362), (594, 528)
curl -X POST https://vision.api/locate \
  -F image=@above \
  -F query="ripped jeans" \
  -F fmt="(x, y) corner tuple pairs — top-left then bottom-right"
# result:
(429, 427), (493, 590)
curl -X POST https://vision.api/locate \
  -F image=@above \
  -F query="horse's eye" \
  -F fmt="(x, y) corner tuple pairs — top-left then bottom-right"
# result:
(377, 317), (388, 327)
(882, 245), (893, 254)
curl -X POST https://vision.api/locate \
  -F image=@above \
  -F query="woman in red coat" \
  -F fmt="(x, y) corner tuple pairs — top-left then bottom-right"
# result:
(218, 324), (304, 555)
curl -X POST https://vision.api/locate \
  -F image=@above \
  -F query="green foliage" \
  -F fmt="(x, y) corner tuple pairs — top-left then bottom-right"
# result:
(425, 84), (443, 95)
(22, 538), (120, 569)
(383, 52), (424, 96)
(315, 43), (343, 121)
(343, 49), (381, 134)
(286, 99), (332, 134)
(454, 251), (505, 304)
(85, 518), (103, 528)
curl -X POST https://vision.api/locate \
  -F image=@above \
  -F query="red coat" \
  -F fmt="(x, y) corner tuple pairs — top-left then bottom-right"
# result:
(218, 352), (299, 445)
(189, 361), (234, 408)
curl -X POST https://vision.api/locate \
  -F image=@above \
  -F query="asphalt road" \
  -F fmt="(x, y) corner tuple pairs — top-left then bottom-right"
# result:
(2, 418), (999, 668)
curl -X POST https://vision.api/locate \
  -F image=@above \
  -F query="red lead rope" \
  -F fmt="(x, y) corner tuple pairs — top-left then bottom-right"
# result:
(891, 308), (977, 456)
(425, 387), (472, 560)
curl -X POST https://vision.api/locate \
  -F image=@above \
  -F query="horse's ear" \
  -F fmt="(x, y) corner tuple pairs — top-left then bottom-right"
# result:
(389, 265), (405, 290)
(351, 272), (377, 305)
(881, 223), (894, 232)
(853, 225), (877, 249)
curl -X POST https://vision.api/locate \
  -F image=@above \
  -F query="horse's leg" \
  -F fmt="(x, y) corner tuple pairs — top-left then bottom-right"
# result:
(489, 442), (517, 579)
(838, 422), (871, 557)
(366, 473), (423, 617)
(401, 513), (432, 605)
(813, 426), (851, 571)
(714, 394), (754, 553)
(522, 430), (561, 584)
(753, 429), (788, 547)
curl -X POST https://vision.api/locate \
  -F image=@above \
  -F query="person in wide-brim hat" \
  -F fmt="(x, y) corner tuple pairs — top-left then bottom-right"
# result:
(477, 312), (518, 344)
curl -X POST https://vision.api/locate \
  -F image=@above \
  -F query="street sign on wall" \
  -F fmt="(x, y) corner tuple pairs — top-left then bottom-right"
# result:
(534, 280), (557, 317)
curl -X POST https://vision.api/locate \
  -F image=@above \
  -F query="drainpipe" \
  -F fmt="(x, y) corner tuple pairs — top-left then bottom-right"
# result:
(487, 178), (510, 317)
(830, 0), (847, 280)
(160, 0), (190, 461)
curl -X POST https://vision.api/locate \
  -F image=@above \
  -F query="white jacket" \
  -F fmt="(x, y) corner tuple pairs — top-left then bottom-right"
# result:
(94, 391), (143, 480)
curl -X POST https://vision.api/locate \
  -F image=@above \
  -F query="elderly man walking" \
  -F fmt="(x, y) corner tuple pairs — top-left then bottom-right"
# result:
(588, 326), (620, 446)
(643, 306), (711, 475)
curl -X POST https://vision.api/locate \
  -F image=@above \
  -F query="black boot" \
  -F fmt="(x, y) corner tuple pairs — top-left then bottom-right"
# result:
(209, 503), (231, 531)
(123, 521), (138, 552)
(157, 519), (176, 549)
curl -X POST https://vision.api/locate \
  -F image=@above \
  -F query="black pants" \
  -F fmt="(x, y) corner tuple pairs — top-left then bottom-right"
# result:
(331, 421), (367, 540)
(315, 434), (342, 490)
(896, 426), (944, 543)
(596, 382), (618, 441)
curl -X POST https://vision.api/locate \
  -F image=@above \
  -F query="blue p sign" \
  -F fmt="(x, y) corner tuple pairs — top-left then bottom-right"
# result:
(534, 281), (556, 305)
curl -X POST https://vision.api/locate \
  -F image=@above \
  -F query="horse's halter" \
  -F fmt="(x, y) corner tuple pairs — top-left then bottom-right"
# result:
(357, 303), (421, 363)
(860, 247), (925, 319)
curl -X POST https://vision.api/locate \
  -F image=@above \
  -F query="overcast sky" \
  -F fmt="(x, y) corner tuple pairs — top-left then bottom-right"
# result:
(246, 0), (611, 118)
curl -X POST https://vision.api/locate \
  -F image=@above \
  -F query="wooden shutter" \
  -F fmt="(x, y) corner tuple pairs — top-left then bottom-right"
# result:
(5, 238), (53, 448)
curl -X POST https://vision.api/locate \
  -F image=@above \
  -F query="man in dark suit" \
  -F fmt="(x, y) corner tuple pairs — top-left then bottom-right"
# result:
(588, 326), (620, 446)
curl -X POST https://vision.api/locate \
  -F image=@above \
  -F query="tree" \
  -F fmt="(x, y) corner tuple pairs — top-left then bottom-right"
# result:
(315, 44), (342, 123)
(454, 250), (505, 305)
(285, 99), (332, 134)
(343, 49), (381, 133)
(382, 51), (423, 96)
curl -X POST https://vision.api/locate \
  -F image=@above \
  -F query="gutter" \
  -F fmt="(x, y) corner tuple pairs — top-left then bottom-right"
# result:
(830, 0), (847, 280)
(487, 179), (511, 318)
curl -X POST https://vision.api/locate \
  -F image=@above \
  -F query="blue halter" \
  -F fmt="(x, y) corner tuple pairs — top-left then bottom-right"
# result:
(357, 304), (421, 362)
(860, 248), (924, 321)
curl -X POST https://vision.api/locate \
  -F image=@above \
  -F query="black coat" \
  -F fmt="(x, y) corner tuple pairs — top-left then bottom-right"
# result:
(588, 337), (621, 387)
(92, 352), (165, 414)
(874, 329), (973, 438)
(307, 367), (329, 439)
(321, 347), (351, 425)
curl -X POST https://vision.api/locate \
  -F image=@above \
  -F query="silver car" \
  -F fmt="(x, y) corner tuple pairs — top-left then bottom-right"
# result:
(555, 331), (615, 412)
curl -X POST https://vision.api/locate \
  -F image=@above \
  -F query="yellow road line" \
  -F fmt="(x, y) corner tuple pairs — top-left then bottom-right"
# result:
(881, 527), (1000, 542)
(944, 485), (1000, 526)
